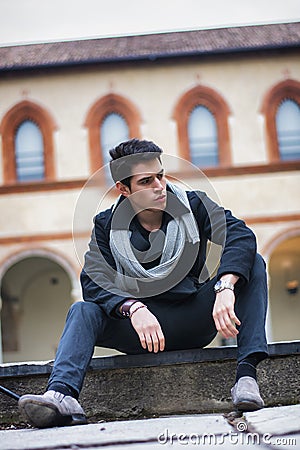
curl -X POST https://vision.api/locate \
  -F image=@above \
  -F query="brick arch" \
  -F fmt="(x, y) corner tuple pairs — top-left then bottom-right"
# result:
(260, 79), (300, 162)
(0, 246), (80, 301)
(172, 85), (232, 166)
(84, 93), (142, 174)
(0, 100), (57, 184)
(262, 226), (300, 261)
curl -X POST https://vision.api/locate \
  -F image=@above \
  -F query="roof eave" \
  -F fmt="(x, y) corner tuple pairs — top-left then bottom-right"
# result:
(0, 42), (299, 73)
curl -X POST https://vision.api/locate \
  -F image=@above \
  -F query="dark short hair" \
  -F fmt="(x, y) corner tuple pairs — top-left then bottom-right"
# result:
(109, 139), (163, 187)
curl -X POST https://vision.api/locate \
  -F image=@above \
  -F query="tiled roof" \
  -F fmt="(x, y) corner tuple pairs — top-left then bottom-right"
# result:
(0, 22), (299, 72)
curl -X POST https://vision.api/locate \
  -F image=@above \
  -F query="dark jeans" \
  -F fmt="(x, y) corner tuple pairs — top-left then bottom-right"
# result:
(48, 254), (268, 395)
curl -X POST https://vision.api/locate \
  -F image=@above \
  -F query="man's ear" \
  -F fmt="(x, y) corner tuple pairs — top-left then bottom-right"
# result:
(116, 181), (131, 197)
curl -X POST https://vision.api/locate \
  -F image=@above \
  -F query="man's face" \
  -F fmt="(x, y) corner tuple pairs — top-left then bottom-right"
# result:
(120, 158), (167, 212)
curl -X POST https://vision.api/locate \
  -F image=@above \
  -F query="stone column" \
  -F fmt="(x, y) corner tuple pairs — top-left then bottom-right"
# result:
(0, 296), (3, 363)
(71, 280), (83, 303)
(265, 257), (273, 343)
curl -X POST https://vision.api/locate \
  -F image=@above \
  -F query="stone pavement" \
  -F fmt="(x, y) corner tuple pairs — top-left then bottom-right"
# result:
(0, 404), (299, 450)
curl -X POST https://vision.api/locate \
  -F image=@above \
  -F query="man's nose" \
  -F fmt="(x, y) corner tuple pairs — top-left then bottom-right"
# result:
(153, 177), (164, 190)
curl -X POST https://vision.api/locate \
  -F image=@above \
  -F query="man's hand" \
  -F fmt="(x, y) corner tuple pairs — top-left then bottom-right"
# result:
(130, 303), (165, 353)
(212, 275), (241, 339)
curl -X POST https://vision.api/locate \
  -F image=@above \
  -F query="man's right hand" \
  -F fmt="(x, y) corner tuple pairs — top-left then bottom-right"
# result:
(129, 302), (165, 353)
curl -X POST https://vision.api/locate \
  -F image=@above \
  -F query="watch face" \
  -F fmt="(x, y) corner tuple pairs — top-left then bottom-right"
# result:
(214, 281), (222, 291)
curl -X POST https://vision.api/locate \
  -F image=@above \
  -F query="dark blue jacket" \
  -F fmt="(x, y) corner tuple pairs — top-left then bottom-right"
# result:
(81, 189), (257, 318)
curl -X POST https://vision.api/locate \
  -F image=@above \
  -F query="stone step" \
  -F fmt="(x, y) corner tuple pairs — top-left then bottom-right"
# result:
(0, 341), (299, 426)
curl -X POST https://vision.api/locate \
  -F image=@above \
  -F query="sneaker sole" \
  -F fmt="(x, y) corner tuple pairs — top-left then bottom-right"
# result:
(235, 400), (264, 412)
(19, 400), (87, 428)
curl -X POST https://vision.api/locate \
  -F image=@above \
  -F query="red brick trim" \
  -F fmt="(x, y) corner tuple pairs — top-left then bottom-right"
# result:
(84, 93), (141, 174)
(0, 100), (57, 184)
(0, 231), (89, 245)
(0, 215), (298, 246)
(167, 159), (300, 180)
(0, 179), (86, 194)
(172, 85), (232, 167)
(244, 214), (300, 225)
(0, 160), (299, 195)
(260, 78), (300, 162)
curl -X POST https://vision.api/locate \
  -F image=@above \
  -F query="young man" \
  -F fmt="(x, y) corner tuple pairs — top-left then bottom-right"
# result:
(19, 139), (268, 428)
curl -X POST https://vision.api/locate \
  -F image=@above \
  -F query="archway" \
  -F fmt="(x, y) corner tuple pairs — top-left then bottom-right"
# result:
(1, 254), (75, 363)
(268, 235), (300, 342)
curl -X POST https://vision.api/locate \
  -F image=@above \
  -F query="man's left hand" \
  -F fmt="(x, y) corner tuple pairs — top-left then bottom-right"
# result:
(212, 288), (241, 339)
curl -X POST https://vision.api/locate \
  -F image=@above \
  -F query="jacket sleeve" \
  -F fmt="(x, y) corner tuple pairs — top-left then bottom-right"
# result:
(191, 191), (257, 283)
(80, 213), (131, 318)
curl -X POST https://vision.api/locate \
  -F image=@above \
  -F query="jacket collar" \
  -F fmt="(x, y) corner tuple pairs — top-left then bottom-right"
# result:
(104, 183), (190, 231)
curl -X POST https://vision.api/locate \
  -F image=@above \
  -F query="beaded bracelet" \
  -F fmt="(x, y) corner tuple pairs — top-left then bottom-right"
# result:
(130, 304), (148, 318)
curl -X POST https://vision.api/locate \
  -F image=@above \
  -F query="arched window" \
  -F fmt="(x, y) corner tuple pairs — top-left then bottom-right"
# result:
(173, 85), (231, 168)
(261, 79), (300, 162)
(276, 99), (300, 161)
(100, 113), (129, 167)
(188, 105), (218, 167)
(0, 100), (56, 184)
(85, 94), (141, 175)
(15, 120), (45, 181)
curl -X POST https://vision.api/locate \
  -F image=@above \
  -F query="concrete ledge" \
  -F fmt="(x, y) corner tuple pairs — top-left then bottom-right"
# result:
(1, 341), (299, 377)
(1, 342), (299, 426)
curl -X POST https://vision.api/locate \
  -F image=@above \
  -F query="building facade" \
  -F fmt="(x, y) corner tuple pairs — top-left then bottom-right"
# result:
(0, 23), (299, 363)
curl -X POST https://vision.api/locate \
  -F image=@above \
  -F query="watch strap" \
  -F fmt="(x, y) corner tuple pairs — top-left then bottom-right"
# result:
(121, 299), (139, 317)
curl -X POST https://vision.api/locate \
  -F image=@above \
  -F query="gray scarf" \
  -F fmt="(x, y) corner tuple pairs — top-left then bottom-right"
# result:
(109, 182), (200, 293)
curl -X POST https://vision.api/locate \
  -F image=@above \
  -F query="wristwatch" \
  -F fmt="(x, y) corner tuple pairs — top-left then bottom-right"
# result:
(214, 280), (235, 293)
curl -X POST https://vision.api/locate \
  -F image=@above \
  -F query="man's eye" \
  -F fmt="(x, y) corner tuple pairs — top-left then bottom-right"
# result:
(141, 178), (150, 184)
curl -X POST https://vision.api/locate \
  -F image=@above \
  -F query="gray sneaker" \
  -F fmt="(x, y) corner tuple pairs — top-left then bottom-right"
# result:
(18, 390), (87, 428)
(231, 376), (264, 411)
